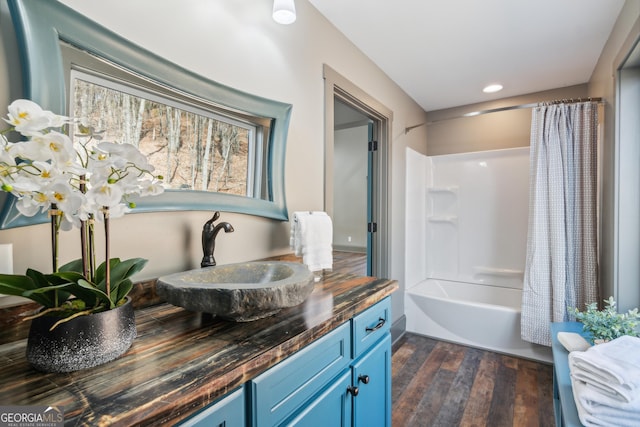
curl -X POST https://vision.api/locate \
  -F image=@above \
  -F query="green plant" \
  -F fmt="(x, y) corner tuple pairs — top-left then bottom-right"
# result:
(570, 297), (640, 342)
(0, 99), (163, 329)
(0, 257), (146, 328)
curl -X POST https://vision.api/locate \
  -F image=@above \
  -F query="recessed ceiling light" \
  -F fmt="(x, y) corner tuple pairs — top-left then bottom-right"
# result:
(483, 84), (503, 93)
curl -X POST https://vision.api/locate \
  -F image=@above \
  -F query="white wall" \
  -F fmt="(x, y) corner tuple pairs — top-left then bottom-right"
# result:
(0, 0), (429, 322)
(404, 148), (428, 289)
(426, 148), (529, 288)
(405, 147), (529, 290)
(333, 125), (368, 251)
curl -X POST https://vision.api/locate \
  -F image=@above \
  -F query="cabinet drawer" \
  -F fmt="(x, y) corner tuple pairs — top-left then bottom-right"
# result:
(178, 386), (245, 427)
(250, 321), (351, 427)
(352, 297), (391, 358)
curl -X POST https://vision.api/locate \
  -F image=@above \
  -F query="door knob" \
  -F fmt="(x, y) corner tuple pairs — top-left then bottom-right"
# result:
(358, 374), (370, 384)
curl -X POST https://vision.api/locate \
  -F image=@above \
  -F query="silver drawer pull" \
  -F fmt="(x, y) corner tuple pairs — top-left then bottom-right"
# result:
(365, 317), (385, 333)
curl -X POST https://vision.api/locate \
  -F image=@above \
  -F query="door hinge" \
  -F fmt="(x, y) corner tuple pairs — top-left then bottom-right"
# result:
(368, 140), (378, 152)
(367, 222), (377, 233)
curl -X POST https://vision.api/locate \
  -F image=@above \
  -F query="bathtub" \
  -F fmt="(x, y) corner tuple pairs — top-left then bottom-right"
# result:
(405, 279), (552, 363)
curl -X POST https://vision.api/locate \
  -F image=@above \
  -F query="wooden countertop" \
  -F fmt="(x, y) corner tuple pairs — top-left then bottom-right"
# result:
(0, 263), (397, 426)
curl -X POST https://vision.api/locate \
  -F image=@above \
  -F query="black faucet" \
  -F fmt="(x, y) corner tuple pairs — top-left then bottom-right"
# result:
(201, 211), (234, 268)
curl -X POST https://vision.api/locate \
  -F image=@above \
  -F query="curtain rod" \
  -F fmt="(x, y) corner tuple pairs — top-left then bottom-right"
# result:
(424, 97), (604, 126)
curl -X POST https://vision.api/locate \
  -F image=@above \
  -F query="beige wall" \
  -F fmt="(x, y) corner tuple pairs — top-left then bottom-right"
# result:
(425, 84), (588, 156)
(589, 0), (640, 308)
(0, 0), (428, 320)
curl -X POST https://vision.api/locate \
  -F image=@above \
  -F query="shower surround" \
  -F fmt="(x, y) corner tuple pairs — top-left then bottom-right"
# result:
(404, 147), (551, 362)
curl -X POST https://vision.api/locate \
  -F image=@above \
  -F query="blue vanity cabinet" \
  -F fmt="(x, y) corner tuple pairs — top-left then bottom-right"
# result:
(178, 386), (245, 427)
(186, 297), (393, 427)
(351, 334), (392, 427)
(350, 297), (392, 427)
(282, 370), (352, 426)
(249, 322), (352, 427)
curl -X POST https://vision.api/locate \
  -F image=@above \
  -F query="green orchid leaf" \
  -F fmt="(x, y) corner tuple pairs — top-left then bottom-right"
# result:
(24, 269), (70, 307)
(114, 279), (133, 305)
(26, 268), (53, 288)
(0, 274), (37, 296)
(22, 282), (76, 309)
(49, 271), (87, 284)
(74, 278), (113, 309)
(58, 258), (84, 273)
(22, 282), (74, 295)
(95, 258), (121, 286)
(96, 258), (147, 294)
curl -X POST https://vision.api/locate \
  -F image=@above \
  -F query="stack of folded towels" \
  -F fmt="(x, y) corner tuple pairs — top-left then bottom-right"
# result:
(290, 211), (333, 272)
(568, 335), (640, 426)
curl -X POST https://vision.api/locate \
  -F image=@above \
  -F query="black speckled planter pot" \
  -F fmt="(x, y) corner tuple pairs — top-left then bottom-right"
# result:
(26, 297), (136, 373)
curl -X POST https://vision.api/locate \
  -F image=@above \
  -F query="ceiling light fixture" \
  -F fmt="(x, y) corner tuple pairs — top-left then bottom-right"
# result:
(273, 0), (296, 25)
(483, 84), (503, 93)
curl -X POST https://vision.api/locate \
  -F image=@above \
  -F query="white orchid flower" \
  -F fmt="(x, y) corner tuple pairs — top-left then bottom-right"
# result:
(137, 179), (165, 197)
(86, 181), (124, 209)
(15, 194), (49, 217)
(35, 131), (76, 165)
(0, 150), (17, 190)
(59, 211), (81, 231)
(96, 141), (152, 171)
(4, 99), (54, 133)
(4, 174), (41, 194)
(6, 138), (52, 163)
(43, 110), (68, 128)
(30, 161), (61, 182)
(55, 157), (87, 177)
(49, 181), (84, 217)
(2, 100), (163, 232)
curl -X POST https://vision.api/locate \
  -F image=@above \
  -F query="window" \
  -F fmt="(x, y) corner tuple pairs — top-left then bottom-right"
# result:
(71, 70), (266, 197)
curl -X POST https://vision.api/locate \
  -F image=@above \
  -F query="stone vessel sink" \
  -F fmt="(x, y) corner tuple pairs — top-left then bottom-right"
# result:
(156, 261), (315, 321)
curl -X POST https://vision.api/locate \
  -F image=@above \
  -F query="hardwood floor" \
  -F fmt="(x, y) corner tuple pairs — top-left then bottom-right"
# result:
(332, 250), (367, 276)
(392, 333), (555, 427)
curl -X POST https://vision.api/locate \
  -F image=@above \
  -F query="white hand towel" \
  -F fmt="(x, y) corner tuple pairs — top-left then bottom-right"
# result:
(290, 211), (333, 272)
(569, 336), (640, 403)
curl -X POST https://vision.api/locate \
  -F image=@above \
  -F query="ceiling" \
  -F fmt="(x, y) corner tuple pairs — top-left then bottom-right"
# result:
(309, 0), (626, 112)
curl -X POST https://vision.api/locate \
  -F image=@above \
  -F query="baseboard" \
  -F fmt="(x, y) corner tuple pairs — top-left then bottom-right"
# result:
(391, 314), (406, 346)
(333, 245), (366, 253)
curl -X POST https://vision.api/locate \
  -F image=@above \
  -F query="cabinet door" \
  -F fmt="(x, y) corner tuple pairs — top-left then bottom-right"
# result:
(351, 333), (391, 427)
(178, 386), (245, 427)
(283, 370), (352, 427)
(250, 322), (351, 427)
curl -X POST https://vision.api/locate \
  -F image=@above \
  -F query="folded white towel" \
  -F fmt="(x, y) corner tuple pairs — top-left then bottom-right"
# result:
(290, 211), (333, 272)
(571, 375), (640, 427)
(569, 336), (640, 403)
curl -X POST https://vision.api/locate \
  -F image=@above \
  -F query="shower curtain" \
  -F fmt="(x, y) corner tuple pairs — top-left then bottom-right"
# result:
(521, 101), (599, 347)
